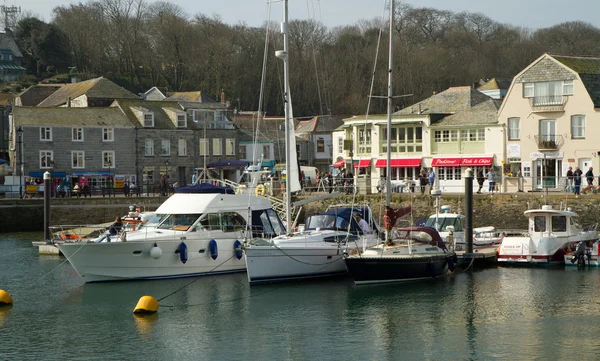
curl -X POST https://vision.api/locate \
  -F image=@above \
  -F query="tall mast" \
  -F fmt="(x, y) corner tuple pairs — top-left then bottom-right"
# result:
(386, 1), (394, 208)
(276, 0), (292, 232)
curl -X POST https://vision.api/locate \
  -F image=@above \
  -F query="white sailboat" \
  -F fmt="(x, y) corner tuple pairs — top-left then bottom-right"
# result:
(243, 0), (380, 285)
(343, 0), (456, 284)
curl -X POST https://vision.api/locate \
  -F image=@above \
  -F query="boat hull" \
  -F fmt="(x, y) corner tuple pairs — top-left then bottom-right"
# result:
(245, 246), (348, 285)
(344, 254), (452, 285)
(57, 239), (246, 283)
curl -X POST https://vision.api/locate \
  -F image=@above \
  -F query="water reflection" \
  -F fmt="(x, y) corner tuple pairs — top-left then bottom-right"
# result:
(134, 313), (159, 337)
(0, 305), (13, 328)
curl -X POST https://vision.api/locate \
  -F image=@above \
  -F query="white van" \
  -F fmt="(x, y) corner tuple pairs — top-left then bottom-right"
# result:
(280, 166), (319, 187)
(300, 166), (318, 187)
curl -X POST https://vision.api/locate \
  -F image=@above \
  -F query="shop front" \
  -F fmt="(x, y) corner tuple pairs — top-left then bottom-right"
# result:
(431, 156), (494, 193)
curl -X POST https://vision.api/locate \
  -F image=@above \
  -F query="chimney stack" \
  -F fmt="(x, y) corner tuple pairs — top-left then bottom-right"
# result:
(67, 97), (71, 108)
(221, 89), (225, 105)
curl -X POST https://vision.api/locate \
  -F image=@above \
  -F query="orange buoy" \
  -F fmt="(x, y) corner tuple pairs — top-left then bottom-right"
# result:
(0, 290), (13, 305)
(133, 295), (159, 314)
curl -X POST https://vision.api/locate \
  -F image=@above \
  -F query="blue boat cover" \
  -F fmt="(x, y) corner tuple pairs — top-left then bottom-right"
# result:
(174, 182), (234, 194)
(317, 206), (380, 235)
(206, 160), (249, 168)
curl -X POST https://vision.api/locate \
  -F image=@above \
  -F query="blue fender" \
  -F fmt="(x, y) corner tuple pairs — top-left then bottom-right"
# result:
(233, 240), (243, 260)
(179, 242), (188, 264)
(209, 239), (218, 260)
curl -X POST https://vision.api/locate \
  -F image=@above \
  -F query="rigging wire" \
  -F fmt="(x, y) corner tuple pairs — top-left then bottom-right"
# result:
(305, 0), (324, 115)
(346, 0), (389, 236)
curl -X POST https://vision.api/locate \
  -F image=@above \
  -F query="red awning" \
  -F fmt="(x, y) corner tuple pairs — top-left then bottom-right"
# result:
(431, 158), (461, 166)
(333, 160), (345, 167)
(460, 157), (493, 166)
(375, 158), (422, 168)
(353, 159), (371, 168)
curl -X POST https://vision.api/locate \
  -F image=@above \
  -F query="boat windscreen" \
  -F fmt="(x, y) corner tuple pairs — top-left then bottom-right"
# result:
(424, 216), (463, 232)
(305, 215), (349, 231)
(158, 214), (202, 231)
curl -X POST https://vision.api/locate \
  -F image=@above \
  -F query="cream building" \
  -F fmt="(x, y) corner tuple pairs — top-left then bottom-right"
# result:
(332, 86), (503, 193)
(498, 54), (600, 192)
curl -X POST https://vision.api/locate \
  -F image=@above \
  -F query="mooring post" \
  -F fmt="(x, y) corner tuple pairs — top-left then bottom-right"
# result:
(44, 171), (51, 243)
(464, 168), (474, 254)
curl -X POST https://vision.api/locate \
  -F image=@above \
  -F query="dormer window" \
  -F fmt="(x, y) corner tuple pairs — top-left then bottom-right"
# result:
(144, 113), (154, 127)
(177, 113), (186, 127)
(523, 80), (573, 105)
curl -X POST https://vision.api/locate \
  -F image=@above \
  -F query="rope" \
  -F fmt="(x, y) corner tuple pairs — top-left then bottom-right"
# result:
(266, 242), (346, 267)
(160, 282), (287, 309)
(157, 254), (236, 303)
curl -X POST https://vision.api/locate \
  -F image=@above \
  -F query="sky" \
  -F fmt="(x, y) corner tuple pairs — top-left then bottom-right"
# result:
(9, 0), (600, 30)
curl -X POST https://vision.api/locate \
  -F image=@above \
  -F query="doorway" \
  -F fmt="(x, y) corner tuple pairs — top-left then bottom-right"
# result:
(534, 158), (562, 189)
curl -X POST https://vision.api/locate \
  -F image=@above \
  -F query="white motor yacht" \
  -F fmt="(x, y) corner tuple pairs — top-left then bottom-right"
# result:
(58, 187), (285, 282)
(498, 205), (598, 265)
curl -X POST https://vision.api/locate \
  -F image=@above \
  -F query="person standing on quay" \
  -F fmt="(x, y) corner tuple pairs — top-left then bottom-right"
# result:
(574, 167), (583, 196)
(418, 170), (427, 195)
(486, 167), (496, 195)
(427, 168), (435, 192)
(476, 168), (485, 194)
(582, 167), (594, 194)
(565, 166), (574, 193)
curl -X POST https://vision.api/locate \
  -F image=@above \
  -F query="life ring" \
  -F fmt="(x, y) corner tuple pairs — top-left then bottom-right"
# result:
(255, 184), (266, 196)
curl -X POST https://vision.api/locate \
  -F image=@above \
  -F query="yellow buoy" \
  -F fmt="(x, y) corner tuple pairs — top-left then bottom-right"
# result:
(133, 295), (159, 314)
(0, 289), (13, 305)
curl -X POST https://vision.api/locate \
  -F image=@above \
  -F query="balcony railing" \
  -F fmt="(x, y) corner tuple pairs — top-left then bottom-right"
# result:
(529, 95), (568, 112)
(534, 134), (564, 150)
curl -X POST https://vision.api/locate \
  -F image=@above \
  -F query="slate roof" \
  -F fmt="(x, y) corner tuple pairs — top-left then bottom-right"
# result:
(477, 78), (512, 92)
(295, 115), (344, 134)
(393, 86), (499, 126)
(37, 77), (139, 107)
(0, 32), (23, 58)
(165, 91), (218, 103)
(0, 92), (15, 106)
(233, 115), (288, 142)
(17, 84), (62, 106)
(112, 99), (185, 129)
(551, 54), (600, 107)
(13, 107), (134, 127)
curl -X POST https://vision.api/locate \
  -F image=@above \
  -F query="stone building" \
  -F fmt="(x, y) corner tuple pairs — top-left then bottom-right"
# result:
(10, 107), (136, 190)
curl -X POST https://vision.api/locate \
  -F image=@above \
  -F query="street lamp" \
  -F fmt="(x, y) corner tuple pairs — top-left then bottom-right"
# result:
(165, 159), (170, 195)
(107, 159), (112, 194)
(49, 160), (55, 197)
(16, 126), (23, 199)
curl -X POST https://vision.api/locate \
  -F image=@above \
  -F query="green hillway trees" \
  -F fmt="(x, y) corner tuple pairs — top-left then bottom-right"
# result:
(13, 0), (600, 117)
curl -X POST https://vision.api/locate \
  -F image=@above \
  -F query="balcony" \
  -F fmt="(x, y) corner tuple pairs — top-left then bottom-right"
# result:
(529, 95), (568, 113)
(534, 135), (564, 150)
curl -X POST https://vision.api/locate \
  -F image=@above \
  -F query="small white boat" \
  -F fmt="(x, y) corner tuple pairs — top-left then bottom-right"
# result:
(423, 206), (497, 250)
(57, 187), (285, 282)
(498, 205), (598, 265)
(244, 206), (381, 284)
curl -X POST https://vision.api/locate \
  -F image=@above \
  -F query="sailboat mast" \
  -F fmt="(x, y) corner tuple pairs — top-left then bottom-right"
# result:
(282, 0), (292, 232)
(386, 0), (394, 208)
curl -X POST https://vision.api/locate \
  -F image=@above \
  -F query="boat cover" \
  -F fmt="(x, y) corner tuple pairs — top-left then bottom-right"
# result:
(206, 160), (249, 168)
(174, 182), (234, 194)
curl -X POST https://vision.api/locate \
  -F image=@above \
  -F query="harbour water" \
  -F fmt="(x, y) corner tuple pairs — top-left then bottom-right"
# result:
(2, 233), (600, 360)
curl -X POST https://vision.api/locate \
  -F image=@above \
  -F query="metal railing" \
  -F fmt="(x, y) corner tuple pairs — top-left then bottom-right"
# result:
(533, 134), (564, 150)
(532, 95), (565, 106)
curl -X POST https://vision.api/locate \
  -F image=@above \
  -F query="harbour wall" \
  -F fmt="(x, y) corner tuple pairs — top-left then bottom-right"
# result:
(0, 197), (165, 233)
(0, 193), (598, 233)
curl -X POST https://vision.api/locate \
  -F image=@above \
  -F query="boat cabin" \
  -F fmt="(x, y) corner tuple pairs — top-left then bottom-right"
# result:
(524, 205), (582, 238)
(424, 208), (464, 233)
